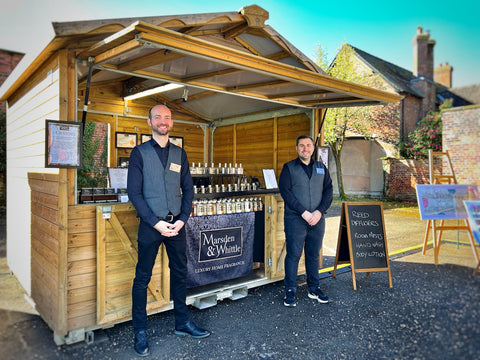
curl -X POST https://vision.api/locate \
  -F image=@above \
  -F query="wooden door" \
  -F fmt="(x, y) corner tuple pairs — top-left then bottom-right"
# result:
(96, 204), (170, 325)
(264, 194), (306, 280)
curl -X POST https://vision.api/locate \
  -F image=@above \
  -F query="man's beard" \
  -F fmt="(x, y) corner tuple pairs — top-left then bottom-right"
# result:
(152, 126), (170, 136)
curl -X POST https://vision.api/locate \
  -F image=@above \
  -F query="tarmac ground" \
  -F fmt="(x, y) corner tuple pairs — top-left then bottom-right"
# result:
(1, 204), (479, 360)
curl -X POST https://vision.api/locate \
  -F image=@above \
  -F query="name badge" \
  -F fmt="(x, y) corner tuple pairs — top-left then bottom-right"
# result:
(316, 167), (325, 175)
(169, 163), (181, 173)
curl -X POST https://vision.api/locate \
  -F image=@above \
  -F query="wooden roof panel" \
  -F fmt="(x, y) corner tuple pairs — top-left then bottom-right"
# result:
(1, 5), (401, 119)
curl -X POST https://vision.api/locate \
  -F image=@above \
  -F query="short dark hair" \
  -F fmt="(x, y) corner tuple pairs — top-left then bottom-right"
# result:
(148, 104), (170, 120)
(296, 135), (314, 146)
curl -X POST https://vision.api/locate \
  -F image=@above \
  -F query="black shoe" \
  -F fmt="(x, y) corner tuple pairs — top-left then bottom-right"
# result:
(174, 321), (211, 339)
(284, 289), (297, 307)
(134, 330), (150, 357)
(308, 287), (330, 304)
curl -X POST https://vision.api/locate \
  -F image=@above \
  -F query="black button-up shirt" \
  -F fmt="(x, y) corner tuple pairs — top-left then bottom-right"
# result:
(278, 157), (333, 215)
(127, 139), (194, 227)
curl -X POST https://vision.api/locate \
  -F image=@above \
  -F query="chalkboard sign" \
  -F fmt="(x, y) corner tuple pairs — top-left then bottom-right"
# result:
(333, 202), (392, 290)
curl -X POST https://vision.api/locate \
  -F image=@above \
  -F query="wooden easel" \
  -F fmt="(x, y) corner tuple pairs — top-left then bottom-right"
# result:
(422, 150), (480, 274)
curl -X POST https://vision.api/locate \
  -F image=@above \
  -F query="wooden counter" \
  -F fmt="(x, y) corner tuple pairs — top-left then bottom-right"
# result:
(29, 172), (306, 344)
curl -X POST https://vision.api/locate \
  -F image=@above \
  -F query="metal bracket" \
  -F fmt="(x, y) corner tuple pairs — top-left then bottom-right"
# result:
(102, 205), (112, 219)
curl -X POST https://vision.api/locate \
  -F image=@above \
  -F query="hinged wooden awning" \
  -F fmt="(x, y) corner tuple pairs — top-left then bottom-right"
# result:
(1, 6), (401, 122)
(75, 20), (400, 121)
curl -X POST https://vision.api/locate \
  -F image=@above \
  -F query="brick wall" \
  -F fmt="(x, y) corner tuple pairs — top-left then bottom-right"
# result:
(442, 105), (480, 186)
(0, 49), (24, 111)
(384, 158), (430, 201)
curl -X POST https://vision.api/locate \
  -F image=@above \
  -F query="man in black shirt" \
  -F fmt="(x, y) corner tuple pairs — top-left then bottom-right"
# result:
(278, 135), (333, 308)
(127, 104), (210, 357)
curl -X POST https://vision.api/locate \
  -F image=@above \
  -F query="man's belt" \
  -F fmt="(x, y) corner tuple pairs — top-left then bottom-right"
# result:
(158, 214), (175, 223)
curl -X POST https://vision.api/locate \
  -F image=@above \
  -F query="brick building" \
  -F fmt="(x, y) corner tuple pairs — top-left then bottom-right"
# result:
(0, 49), (24, 111)
(335, 27), (470, 156)
(328, 27), (473, 199)
(442, 105), (480, 186)
(0, 49), (24, 205)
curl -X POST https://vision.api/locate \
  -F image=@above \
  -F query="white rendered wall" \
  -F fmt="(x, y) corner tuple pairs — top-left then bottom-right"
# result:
(6, 67), (60, 294)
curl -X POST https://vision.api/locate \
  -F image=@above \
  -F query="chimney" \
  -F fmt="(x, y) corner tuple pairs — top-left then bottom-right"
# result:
(412, 26), (436, 79)
(434, 62), (453, 87)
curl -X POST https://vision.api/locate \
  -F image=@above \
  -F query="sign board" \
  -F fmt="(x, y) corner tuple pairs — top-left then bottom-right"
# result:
(316, 146), (329, 168)
(262, 169), (278, 189)
(185, 212), (254, 288)
(416, 184), (479, 220)
(45, 119), (83, 168)
(464, 200), (480, 244)
(107, 167), (128, 189)
(333, 202), (392, 290)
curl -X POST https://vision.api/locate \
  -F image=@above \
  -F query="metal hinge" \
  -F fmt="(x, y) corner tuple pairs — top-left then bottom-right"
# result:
(267, 205), (273, 214)
(267, 257), (273, 267)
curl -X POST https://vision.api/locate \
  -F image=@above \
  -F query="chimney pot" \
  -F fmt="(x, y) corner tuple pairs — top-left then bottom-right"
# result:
(417, 26), (423, 34)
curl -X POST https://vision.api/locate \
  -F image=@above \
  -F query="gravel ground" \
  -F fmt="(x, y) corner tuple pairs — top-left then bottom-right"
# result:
(1, 204), (479, 360)
(1, 258), (479, 360)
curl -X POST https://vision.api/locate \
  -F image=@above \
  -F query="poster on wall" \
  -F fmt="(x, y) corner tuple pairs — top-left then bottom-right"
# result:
(45, 119), (83, 168)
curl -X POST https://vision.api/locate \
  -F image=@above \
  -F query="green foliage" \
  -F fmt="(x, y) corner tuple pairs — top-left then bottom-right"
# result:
(316, 43), (380, 199)
(400, 99), (452, 159)
(77, 121), (108, 188)
(320, 44), (379, 145)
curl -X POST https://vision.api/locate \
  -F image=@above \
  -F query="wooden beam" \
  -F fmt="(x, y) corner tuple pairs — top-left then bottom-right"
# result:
(224, 23), (249, 40)
(57, 50), (70, 337)
(227, 80), (289, 92)
(268, 89), (330, 99)
(119, 49), (185, 72)
(131, 24), (401, 104)
(234, 36), (262, 55)
(93, 39), (144, 65)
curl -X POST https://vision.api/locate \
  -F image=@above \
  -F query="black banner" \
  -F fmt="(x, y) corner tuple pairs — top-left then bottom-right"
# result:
(185, 212), (254, 288)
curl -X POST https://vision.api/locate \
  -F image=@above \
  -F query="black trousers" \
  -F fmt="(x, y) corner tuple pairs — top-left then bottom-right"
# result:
(132, 220), (188, 331)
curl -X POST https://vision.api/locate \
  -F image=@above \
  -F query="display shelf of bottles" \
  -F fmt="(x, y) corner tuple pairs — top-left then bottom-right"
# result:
(193, 188), (278, 200)
(191, 195), (264, 217)
(190, 162), (245, 176)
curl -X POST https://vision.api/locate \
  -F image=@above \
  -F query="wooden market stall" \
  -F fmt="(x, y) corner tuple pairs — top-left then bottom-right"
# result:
(0, 5), (400, 344)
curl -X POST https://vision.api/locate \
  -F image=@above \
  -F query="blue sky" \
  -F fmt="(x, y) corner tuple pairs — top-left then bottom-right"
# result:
(1, 0), (478, 87)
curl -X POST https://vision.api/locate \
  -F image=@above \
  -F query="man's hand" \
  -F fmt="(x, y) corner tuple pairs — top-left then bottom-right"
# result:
(153, 220), (184, 237)
(301, 210), (322, 226)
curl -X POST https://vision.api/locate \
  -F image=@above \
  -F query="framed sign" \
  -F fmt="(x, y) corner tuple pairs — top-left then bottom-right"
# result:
(45, 120), (83, 168)
(464, 200), (480, 244)
(141, 134), (152, 143)
(169, 136), (183, 148)
(316, 146), (329, 168)
(262, 168), (278, 189)
(107, 167), (128, 189)
(115, 132), (137, 148)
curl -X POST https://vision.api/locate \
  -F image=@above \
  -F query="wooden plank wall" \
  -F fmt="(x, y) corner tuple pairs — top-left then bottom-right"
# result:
(28, 173), (61, 332)
(78, 82), (207, 168)
(67, 204), (97, 331)
(214, 113), (310, 186)
(7, 56), (61, 294)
